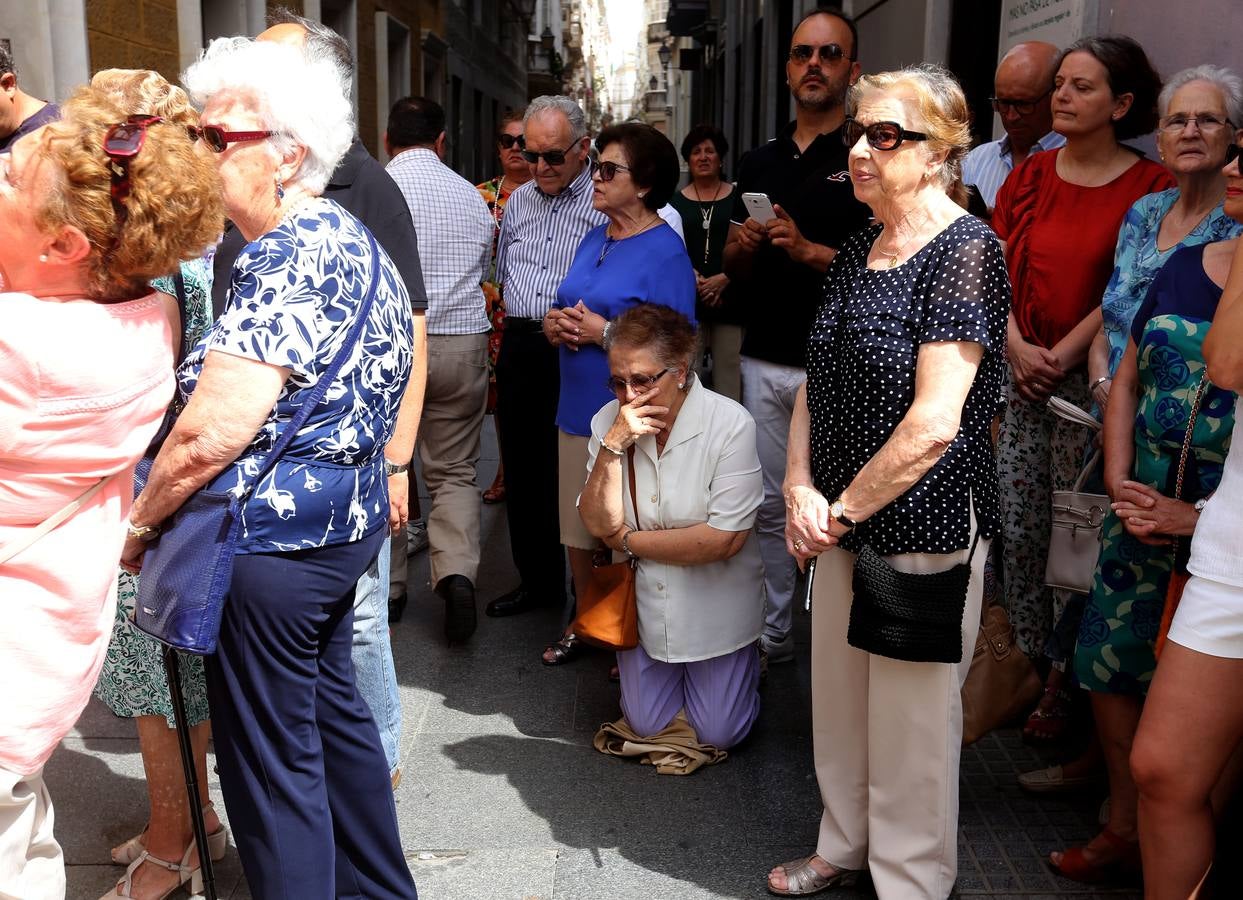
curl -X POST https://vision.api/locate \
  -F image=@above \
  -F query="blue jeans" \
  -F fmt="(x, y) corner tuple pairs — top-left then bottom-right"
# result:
(352, 535), (402, 774)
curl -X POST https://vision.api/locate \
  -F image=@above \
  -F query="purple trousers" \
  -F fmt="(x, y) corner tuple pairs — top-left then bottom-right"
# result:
(617, 642), (761, 749)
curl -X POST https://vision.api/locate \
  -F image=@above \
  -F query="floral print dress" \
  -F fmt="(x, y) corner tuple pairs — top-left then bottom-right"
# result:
(1076, 243), (1236, 692)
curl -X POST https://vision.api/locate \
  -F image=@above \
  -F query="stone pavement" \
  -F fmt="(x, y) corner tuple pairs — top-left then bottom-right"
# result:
(57, 422), (1141, 900)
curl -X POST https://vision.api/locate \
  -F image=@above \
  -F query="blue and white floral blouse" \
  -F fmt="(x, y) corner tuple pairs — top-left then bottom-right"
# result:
(1101, 188), (1241, 377)
(179, 197), (413, 553)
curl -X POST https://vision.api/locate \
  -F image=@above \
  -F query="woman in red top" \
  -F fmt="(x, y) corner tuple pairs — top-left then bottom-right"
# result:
(991, 35), (1173, 723)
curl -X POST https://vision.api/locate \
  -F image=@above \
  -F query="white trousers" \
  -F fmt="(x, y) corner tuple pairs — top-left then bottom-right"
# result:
(0, 764), (63, 900)
(811, 537), (987, 899)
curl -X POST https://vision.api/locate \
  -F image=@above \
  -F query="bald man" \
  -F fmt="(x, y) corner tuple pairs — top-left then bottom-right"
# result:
(963, 40), (1065, 211)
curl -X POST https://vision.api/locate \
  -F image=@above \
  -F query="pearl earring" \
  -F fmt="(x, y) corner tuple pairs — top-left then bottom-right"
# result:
(39, 254), (48, 263)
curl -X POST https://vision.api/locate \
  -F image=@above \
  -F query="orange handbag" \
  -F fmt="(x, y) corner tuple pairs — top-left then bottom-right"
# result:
(572, 446), (640, 651)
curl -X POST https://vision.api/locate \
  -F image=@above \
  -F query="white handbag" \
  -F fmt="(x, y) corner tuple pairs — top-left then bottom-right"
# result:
(1044, 396), (1106, 594)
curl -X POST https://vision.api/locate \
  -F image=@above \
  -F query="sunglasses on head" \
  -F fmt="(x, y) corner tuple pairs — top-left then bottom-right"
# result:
(103, 115), (162, 239)
(843, 117), (929, 151)
(189, 123), (277, 154)
(789, 43), (854, 65)
(605, 368), (670, 394)
(519, 139), (579, 166)
(498, 133), (524, 149)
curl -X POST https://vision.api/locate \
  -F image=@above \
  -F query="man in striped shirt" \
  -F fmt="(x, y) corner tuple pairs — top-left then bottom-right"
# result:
(386, 96), (494, 643)
(485, 96), (606, 619)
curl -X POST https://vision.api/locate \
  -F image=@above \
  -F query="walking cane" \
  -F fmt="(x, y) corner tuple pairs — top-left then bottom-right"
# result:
(162, 645), (218, 900)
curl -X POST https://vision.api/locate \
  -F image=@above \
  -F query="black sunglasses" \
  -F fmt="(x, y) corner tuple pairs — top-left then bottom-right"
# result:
(190, 124), (277, 154)
(1227, 142), (1242, 167)
(789, 43), (855, 64)
(843, 117), (929, 151)
(989, 90), (1052, 116)
(520, 140), (580, 166)
(103, 115), (163, 238)
(606, 368), (670, 394)
(498, 133), (524, 149)
(588, 150), (631, 183)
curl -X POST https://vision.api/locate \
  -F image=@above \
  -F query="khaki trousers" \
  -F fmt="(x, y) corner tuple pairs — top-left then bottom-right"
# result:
(0, 764), (63, 900)
(391, 332), (489, 589)
(811, 537), (986, 900)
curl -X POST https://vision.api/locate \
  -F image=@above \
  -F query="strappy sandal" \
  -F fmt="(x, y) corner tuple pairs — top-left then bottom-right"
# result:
(541, 632), (584, 666)
(111, 802), (228, 865)
(1022, 686), (1074, 743)
(100, 844), (202, 899)
(1049, 828), (1140, 884)
(767, 856), (860, 896)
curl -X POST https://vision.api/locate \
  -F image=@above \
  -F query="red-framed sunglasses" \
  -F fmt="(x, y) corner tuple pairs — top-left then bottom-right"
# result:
(189, 124), (276, 154)
(103, 115), (163, 235)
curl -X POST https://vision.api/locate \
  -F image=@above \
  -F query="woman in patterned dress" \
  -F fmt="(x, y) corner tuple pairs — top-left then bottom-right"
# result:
(476, 109), (531, 504)
(1046, 128), (1243, 885)
(119, 38), (416, 900)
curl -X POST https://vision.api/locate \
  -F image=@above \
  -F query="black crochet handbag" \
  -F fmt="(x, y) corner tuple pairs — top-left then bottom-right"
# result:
(847, 534), (980, 664)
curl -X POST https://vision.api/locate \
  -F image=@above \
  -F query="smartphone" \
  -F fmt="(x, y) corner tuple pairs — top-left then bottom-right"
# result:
(741, 192), (777, 225)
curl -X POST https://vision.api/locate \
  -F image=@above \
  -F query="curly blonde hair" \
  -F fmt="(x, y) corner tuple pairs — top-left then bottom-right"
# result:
(90, 68), (197, 127)
(33, 84), (224, 299)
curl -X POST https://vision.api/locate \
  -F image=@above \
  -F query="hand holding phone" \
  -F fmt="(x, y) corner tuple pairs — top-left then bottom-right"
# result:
(741, 192), (777, 225)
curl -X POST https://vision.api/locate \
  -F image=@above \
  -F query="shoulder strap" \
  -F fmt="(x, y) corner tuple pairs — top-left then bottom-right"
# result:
(626, 445), (638, 520)
(1173, 372), (1210, 502)
(245, 229), (385, 494)
(0, 474), (115, 565)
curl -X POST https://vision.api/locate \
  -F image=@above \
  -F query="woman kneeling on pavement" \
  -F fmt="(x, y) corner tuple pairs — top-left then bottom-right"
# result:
(579, 304), (765, 760)
(770, 64), (1008, 897)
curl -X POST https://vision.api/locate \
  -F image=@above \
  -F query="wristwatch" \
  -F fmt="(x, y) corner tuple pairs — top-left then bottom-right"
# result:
(829, 498), (857, 530)
(384, 460), (409, 476)
(1194, 497), (1209, 512)
(127, 521), (161, 542)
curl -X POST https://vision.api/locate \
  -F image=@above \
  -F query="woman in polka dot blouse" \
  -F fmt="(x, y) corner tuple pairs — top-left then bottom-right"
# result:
(767, 65), (1010, 899)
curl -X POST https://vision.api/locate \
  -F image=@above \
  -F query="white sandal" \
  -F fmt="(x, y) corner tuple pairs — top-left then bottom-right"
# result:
(767, 855), (860, 896)
(111, 802), (227, 865)
(99, 843), (203, 900)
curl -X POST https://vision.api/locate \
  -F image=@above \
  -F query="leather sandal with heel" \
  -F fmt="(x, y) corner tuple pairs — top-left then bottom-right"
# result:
(100, 843), (203, 900)
(541, 632), (584, 666)
(1049, 828), (1141, 884)
(111, 801), (227, 865)
(767, 855), (860, 896)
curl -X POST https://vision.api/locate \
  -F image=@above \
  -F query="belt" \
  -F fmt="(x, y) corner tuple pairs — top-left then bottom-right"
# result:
(504, 316), (546, 334)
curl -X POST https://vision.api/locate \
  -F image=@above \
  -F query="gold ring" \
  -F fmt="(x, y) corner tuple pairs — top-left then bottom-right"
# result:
(793, 539), (805, 550)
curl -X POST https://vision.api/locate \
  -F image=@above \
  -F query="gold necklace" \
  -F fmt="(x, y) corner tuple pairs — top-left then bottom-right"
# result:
(874, 210), (932, 268)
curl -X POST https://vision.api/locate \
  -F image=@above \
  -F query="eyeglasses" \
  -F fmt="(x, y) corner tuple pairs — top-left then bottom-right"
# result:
(1226, 142), (1242, 167)
(1160, 113), (1233, 134)
(103, 115), (163, 236)
(519, 140), (580, 166)
(605, 368), (670, 394)
(843, 117), (929, 151)
(988, 90), (1052, 116)
(498, 133), (524, 149)
(789, 43), (855, 64)
(190, 124), (277, 154)
(591, 151), (631, 183)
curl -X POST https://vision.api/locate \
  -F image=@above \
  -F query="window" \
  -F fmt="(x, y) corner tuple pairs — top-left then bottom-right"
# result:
(375, 12), (412, 161)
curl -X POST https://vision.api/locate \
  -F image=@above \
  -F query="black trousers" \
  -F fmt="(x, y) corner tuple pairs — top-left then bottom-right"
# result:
(206, 529), (417, 900)
(494, 321), (566, 601)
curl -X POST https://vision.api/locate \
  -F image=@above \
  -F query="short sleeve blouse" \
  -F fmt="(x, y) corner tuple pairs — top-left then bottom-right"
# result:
(806, 215), (1011, 555)
(181, 197), (414, 554)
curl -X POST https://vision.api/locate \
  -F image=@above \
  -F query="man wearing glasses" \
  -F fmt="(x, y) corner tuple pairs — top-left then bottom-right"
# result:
(722, 6), (870, 667)
(963, 41), (1065, 213)
(485, 96), (607, 619)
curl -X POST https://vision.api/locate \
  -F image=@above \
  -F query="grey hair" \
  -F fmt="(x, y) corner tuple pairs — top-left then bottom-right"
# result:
(266, 6), (355, 101)
(847, 64), (973, 198)
(0, 43), (14, 77)
(524, 95), (588, 140)
(1158, 65), (1243, 127)
(183, 36), (352, 194)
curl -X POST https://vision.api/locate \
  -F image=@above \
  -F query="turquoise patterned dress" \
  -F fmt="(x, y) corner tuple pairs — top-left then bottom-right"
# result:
(1077, 244), (1236, 693)
(94, 256), (214, 726)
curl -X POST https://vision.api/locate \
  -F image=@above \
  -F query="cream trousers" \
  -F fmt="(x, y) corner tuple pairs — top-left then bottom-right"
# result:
(0, 764), (63, 900)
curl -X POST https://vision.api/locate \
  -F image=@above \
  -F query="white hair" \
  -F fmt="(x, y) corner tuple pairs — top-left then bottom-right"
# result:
(524, 95), (588, 140)
(182, 37), (352, 193)
(1158, 65), (1243, 127)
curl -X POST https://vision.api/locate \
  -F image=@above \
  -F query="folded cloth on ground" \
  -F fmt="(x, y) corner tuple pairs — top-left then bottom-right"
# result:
(592, 711), (726, 775)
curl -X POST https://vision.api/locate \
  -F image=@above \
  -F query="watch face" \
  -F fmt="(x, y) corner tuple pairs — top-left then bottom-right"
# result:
(831, 499), (845, 519)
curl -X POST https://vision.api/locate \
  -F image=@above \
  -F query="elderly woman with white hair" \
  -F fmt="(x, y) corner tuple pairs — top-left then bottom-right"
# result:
(119, 37), (416, 900)
(769, 65), (1009, 898)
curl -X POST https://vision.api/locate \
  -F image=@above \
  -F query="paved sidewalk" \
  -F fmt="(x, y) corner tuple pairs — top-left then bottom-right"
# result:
(58, 422), (1141, 900)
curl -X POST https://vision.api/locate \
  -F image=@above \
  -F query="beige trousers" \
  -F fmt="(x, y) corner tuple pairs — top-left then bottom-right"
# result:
(811, 537), (987, 900)
(392, 332), (489, 588)
(694, 322), (743, 403)
(0, 764), (63, 900)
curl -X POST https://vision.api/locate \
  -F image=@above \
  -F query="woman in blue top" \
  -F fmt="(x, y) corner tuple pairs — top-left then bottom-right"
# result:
(539, 122), (696, 666)
(119, 38), (416, 900)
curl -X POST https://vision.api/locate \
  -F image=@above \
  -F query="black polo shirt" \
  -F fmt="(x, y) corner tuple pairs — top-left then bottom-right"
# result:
(211, 138), (429, 318)
(731, 121), (871, 368)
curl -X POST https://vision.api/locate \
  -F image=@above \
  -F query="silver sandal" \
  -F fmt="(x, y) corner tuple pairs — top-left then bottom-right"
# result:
(767, 855), (860, 896)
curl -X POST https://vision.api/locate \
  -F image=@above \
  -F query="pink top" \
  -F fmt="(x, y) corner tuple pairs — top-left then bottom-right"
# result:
(0, 291), (173, 774)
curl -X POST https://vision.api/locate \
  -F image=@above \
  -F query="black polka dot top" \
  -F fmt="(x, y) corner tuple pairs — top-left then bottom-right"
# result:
(807, 214), (1010, 555)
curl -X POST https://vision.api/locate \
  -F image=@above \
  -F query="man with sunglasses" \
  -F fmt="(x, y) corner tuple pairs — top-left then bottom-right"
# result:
(962, 41), (1064, 213)
(485, 95), (607, 620)
(722, 6), (870, 666)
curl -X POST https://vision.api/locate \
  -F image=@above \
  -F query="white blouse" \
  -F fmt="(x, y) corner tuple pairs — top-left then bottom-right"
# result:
(584, 379), (765, 663)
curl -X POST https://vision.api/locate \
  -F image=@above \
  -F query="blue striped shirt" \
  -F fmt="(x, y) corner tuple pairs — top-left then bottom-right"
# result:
(495, 164), (606, 319)
(962, 130), (1065, 209)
